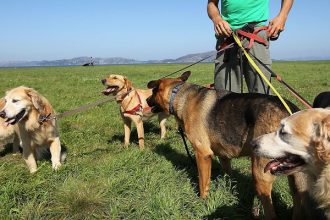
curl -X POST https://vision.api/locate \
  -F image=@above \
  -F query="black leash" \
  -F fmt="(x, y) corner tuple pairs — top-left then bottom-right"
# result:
(178, 126), (196, 165)
(161, 43), (234, 79)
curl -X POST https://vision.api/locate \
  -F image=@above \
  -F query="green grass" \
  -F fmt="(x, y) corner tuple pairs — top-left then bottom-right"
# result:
(0, 62), (329, 219)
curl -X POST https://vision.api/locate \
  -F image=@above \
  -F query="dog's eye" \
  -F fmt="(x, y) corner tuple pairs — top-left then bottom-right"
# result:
(279, 128), (287, 136)
(12, 99), (19, 103)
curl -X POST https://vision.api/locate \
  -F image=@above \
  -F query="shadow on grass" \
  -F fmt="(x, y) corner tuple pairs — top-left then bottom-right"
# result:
(0, 143), (21, 157)
(107, 121), (162, 145)
(153, 142), (292, 219)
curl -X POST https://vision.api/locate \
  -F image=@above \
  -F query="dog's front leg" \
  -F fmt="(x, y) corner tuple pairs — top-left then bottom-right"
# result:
(123, 116), (132, 147)
(133, 116), (144, 149)
(252, 156), (277, 220)
(49, 137), (62, 170)
(22, 143), (37, 173)
(158, 112), (167, 139)
(196, 149), (213, 198)
(12, 133), (20, 154)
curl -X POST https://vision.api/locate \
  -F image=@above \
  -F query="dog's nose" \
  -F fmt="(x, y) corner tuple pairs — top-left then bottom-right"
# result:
(0, 111), (6, 118)
(101, 79), (106, 85)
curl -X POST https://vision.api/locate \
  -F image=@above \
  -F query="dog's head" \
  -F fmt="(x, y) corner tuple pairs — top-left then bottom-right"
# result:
(0, 86), (52, 126)
(101, 74), (132, 96)
(253, 108), (330, 176)
(146, 71), (191, 113)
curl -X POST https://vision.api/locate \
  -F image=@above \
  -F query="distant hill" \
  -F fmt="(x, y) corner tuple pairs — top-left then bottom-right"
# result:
(0, 51), (329, 67)
(0, 51), (217, 67)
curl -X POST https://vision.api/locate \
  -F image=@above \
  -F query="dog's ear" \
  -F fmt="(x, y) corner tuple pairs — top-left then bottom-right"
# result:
(26, 88), (52, 116)
(124, 77), (132, 91)
(147, 80), (159, 89)
(179, 71), (191, 82)
(313, 115), (330, 163)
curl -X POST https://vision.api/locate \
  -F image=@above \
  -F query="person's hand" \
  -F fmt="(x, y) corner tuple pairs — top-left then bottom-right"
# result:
(267, 15), (287, 38)
(212, 16), (232, 37)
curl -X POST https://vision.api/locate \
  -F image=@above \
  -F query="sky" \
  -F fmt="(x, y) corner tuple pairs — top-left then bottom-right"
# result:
(1, 1), (330, 62)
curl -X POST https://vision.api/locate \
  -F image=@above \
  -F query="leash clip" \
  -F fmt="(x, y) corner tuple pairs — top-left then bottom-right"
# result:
(38, 113), (53, 124)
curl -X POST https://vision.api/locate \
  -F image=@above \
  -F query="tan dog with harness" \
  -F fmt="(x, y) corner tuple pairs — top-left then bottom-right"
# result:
(101, 74), (169, 149)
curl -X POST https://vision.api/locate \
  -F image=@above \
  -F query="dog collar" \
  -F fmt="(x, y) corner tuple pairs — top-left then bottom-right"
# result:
(169, 83), (183, 115)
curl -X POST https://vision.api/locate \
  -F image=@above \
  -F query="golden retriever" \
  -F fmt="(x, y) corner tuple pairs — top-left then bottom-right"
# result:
(254, 108), (330, 218)
(101, 74), (168, 149)
(0, 86), (63, 173)
(0, 98), (19, 153)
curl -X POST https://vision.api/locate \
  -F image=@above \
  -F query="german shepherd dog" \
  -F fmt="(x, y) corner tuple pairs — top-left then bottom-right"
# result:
(147, 71), (307, 219)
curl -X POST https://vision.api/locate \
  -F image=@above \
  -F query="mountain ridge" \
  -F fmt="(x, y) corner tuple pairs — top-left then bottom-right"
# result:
(0, 51), (329, 67)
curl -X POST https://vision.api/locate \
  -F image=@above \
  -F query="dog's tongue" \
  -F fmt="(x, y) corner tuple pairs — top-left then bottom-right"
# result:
(264, 160), (281, 173)
(102, 88), (114, 95)
(4, 118), (15, 126)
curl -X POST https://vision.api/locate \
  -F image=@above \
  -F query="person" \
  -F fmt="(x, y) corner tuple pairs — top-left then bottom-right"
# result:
(207, 0), (294, 94)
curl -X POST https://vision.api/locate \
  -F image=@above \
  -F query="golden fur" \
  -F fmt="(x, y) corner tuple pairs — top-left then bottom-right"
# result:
(0, 86), (63, 173)
(0, 98), (19, 152)
(101, 74), (168, 149)
(254, 108), (330, 218)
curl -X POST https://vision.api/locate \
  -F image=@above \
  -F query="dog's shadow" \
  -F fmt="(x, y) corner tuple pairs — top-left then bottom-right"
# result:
(0, 143), (20, 157)
(108, 121), (162, 144)
(153, 142), (291, 219)
(0, 143), (68, 160)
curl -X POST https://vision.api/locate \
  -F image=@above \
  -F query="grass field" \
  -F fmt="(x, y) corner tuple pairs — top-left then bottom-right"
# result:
(0, 61), (329, 219)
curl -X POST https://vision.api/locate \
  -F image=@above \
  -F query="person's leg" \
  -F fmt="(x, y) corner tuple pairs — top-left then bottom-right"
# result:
(214, 37), (242, 93)
(243, 30), (272, 94)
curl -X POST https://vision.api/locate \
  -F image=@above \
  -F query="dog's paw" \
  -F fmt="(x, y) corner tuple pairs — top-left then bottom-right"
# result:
(52, 162), (62, 171)
(29, 168), (38, 174)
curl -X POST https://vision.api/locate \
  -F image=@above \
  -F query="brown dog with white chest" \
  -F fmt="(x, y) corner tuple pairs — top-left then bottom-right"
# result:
(101, 74), (169, 149)
(147, 71), (309, 220)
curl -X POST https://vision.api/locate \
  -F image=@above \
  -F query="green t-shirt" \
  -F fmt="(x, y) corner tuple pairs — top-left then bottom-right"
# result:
(221, 0), (269, 30)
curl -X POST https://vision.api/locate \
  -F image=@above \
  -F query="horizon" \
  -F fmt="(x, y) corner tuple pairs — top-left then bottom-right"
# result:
(1, 1), (330, 62)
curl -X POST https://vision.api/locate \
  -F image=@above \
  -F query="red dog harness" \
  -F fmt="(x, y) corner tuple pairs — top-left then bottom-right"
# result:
(219, 25), (270, 51)
(124, 91), (152, 115)
(236, 26), (269, 49)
